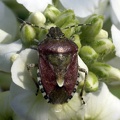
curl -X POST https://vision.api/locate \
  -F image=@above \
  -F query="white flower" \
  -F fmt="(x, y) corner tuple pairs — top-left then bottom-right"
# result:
(16, 0), (109, 18)
(109, 24), (120, 71)
(5, 1), (120, 119)
(60, 0), (108, 18)
(108, 0), (120, 67)
(0, 91), (26, 120)
(0, 1), (21, 75)
(15, 0), (120, 59)
(0, 1), (18, 43)
(110, 0), (120, 28)
(16, 0), (52, 12)
(77, 82), (120, 120)
(0, 40), (23, 72)
(10, 48), (88, 120)
(15, 0), (120, 25)
(10, 49), (120, 120)
(109, 1), (120, 59)
(111, 25), (120, 57)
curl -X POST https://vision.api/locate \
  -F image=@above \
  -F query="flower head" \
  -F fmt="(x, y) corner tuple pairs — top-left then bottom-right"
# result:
(1, 1), (119, 120)
(10, 49), (88, 120)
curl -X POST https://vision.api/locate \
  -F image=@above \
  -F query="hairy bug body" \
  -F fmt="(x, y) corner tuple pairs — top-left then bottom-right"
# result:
(37, 27), (79, 104)
(25, 25), (87, 104)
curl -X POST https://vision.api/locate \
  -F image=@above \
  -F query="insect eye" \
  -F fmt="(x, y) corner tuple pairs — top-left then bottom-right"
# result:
(47, 54), (71, 67)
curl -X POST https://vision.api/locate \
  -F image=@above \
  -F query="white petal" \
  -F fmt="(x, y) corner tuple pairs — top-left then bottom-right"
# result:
(78, 56), (88, 82)
(95, 0), (109, 15)
(10, 70), (84, 120)
(110, 0), (120, 24)
(49, 93), (82, 120)
(111, 25), (120, 57)
(107, 57), (120, 69)
(78, 56), (88, 72)
(17, 0), (52, 12)
(0, 29), (12, 43)
(11, 49), (38, 91)
(60, 0), (100, 18)
(0, 2), (18, 42)
(11, 49), (88, 119)
(0, 40), (22, 72)
(83, 83), (120, 120)
(10, 82), (49, 120)
(110, 6), (120, 28)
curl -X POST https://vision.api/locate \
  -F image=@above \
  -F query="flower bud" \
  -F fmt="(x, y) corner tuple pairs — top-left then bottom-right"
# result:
(55, 9), (75, 27)
(37, 23), (56, 41)
(62, 27), (75, 38)
(37, 29), (48, 41)
(44, 4), (61, 22)
(45, 23), (56, 29)
(90, 62), (120, 81)
(85, 72), (99, 92)
(28, 12), (46, 26)
(81, 14), (104, 43)
(20, 24), (36, 47)
(91, 38), (115, 57)
(73, 34), (81, 52)
(79, 46), (98, 65)
(10, 54), (19, 63)
(94, 29), (108, 39)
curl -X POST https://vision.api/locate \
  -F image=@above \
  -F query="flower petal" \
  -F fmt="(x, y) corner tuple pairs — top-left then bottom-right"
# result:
(78, 56), (88, 83)
(0, 29), (12, 43)
(110, 0), (120, 24)
(0, 40), (23, 72)
(49, 93), (82, 120)
(10, 82), (49, 120)
(83, 82), (120, 120)
(59, 0), (105, 18)
(17, 0), (52, 12)
(78, 56), (88, 72)
(11, 48), (89, 119)
(11, 49), (38, 91)
(0, 1), (18, 42)
(111, 25), (120, 57)
(110, 6), (120, 27)
(107, 57), (120, 69)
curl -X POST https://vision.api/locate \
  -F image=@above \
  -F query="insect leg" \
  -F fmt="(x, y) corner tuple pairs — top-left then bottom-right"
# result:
(27, 63), (39, 95)
(78, 67), (87, 104)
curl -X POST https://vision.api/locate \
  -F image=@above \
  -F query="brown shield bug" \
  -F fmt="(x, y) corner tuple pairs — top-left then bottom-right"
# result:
(20, 20), (88, 104)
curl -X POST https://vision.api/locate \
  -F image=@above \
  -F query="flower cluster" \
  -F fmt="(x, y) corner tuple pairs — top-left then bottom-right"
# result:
(0, 0), (120, 120)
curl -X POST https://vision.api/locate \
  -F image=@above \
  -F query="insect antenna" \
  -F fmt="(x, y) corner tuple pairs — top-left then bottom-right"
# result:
(63, 23), (92, 29)
(17, 17), (46, 31)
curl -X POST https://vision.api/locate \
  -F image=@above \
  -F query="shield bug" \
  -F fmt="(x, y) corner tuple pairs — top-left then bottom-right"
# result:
(21, 20), (88, 104)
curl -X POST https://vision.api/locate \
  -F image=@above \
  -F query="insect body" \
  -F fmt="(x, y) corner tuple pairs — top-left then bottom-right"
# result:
(27, 26), (87, 104)
(37, 27), (79, 104)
